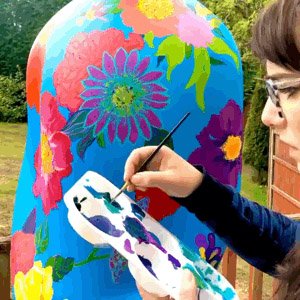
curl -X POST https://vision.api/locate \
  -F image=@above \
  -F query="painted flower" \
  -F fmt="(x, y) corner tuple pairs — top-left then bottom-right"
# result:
(109, 250), (128, 283)
(195, 233), (222, 268)
(33, 92), (73, 215)
(14, 261), (54, 300)
(119, 0), (213, 48)
(135, 188), (180, 221)
(188, 100), (243, 187)
(177, 10), (214, 48)
(54, 28), (144, 112)
(119, 0), (187, 37)
(26, 43), (46, 113)
(77, 48), (168, 143)
(76, 2), (110, 26)
(11, 209), (36, 285)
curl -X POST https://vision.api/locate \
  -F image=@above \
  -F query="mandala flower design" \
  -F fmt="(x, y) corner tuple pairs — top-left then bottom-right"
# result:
(54, 28), (144, 112)
(195, 233), (222, 268)
(14, 261), (54, 300)
(78, 48), (168, 143)
(11, 209), (36, 285)
(33, 92), (73, 215)
(188, 100), (243, 187)
(135, 188), (180, 221)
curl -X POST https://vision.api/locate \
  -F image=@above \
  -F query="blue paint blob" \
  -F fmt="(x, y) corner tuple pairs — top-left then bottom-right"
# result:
(87, 215), (124, 237)
(131, 203), (145, 221)
(84, 185), (111, 201)
(123, 216), (150, 243)
(123, 217), (167, 253)
(138, 255), (157, 279)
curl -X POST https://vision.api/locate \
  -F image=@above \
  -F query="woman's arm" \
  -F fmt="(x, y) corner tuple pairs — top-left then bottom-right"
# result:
(173, 166), (300, 276)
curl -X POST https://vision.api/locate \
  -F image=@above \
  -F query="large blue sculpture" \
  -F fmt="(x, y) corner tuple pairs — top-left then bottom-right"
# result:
(11, 0), (243, 299)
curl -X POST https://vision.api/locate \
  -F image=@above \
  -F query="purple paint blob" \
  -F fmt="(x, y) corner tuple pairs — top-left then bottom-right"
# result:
(87, 215), (124, 237)
(22, 208), (36, 234)
(168, 254), (181, 270)
(138, 255), (157, 278)
(124, 239), (135, 254)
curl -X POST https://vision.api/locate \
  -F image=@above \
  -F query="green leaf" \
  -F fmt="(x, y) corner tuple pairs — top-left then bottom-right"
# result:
(185, 44), (193, 59)
(144, 128), (174, 150)
(110, 7), (122, 14)
(96, 132), (106, 148)
(156, 35), (186, 81)
(35, 219), (49, 255)
(46, 255), (75, 282)
(185, 48), (210, 111)
(209, 37), (240, 69)
(210, 57), (225, 66)
(144, 31), (155, 48)
(108, 0), (122, 14)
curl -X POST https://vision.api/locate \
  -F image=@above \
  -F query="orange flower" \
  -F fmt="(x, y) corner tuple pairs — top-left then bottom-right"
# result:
(119, 0), (188, 37)
(26, 44), (45, 113)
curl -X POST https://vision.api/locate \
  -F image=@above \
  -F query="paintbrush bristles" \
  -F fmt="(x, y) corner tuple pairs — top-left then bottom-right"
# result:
(110, 182), (129, 202)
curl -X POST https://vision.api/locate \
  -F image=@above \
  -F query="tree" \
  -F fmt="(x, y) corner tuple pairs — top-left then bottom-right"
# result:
(0, 0), (71, 76)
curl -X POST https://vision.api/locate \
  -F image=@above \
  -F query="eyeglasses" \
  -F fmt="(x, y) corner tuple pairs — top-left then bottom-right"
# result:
(264, 78), (300, 119)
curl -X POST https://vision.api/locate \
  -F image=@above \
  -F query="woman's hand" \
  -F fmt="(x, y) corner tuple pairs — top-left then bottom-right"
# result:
(124, 146), (203, 198)
(135, 269), (198, 300)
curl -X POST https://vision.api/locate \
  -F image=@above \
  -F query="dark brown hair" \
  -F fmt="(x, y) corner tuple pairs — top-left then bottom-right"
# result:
(274, 243), (300, 299)
(251, 0), (300, 71)
(250, 1), (300, 298)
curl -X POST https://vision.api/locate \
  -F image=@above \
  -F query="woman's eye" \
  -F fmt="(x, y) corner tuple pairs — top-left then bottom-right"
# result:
(279, 87), (298, 96)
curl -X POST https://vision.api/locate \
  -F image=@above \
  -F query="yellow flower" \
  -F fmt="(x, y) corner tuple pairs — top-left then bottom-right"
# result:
(14, 261), (54, 300)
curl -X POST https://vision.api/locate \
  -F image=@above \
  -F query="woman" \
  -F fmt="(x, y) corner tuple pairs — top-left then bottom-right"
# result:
(124, 0), (300, 298)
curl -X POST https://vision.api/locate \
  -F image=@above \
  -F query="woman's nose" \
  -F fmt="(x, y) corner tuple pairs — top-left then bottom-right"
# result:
(261, 97), (285, 128)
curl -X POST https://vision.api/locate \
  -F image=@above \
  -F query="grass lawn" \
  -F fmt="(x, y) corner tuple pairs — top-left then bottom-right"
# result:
(0, 122), (27, 237)
(0, 122), (272, 298)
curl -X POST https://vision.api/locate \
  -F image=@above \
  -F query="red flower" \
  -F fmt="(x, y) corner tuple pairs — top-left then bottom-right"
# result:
(135, 188), (180, 221)
(54, 28), (144, 112)
(33, 92), (73, 215)
(10, 209), (36, 285)
(26, 43), (46, 113)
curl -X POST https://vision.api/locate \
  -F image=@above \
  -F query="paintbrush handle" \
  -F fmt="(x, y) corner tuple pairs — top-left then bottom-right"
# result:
(111, 112), (190, 202)
(136, 112), (190, 173)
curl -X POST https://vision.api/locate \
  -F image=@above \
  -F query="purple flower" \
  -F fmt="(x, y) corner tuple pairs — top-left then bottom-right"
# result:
(80, 48), (169, 143)
(195, 233), (222, 268)
(188, 100), (243, 187)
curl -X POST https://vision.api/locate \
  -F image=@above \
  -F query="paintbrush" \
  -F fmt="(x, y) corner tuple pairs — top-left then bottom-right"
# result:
(110, 112), (191, 203)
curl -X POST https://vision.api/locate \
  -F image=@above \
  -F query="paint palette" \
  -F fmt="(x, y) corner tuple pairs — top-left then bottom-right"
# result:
(64, 171), (239, 300)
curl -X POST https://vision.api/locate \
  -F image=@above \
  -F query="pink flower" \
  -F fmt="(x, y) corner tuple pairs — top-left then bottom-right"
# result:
(54, 28), (144, 112)
(177, 11), (214, 48)
(33, 93), (73, 215)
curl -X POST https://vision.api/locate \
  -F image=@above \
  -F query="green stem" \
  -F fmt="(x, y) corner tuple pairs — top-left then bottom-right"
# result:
(74, 254), (110, 267)
(74, 248), (110, 267)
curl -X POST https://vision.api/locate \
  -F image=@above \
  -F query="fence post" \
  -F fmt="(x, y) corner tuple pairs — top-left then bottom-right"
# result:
(248, 266), (263, 300)
(222, 248), (237, 288)
(0, 236), (11, 300)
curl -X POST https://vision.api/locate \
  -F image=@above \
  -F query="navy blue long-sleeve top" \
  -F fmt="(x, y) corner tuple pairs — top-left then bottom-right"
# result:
(173, 167), (300, 276)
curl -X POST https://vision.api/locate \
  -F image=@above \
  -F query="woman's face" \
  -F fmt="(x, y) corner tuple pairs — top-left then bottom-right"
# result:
(262, 60), (300, 171)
